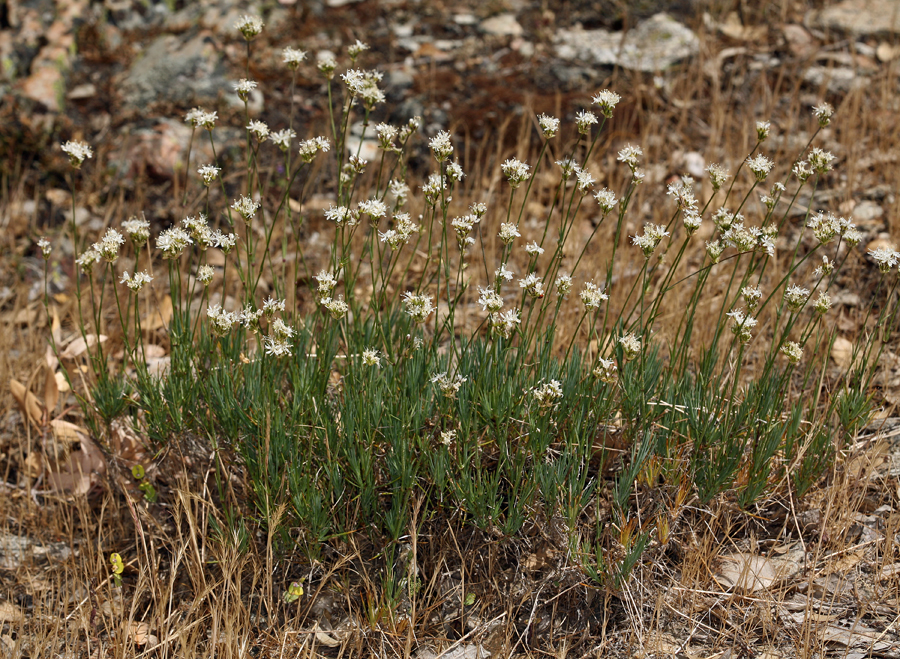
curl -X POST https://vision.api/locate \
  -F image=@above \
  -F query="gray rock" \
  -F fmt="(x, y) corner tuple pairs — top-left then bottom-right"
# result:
(555, 13), (699, 72)
(119, 31), (229, 108)
(0, 532), (72, 569)
(802, 65), (869, 93)
(809, 0), (900, 36)
(480, 14), (524, 38)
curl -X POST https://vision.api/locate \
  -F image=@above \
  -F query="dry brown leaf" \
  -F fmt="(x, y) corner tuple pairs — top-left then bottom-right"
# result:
(10, 379), (44, 427)
(715, 553), (777, 593)
(831, 337), (853, 369)
(46, 433), (106, 495)
(311, 622), (341, 648)
(878, 563), (900, 581)
(50, 419), (88, 445)
(0, 601), (23, 623)
(127, 622), (158, 647)
(823, 550), (865, 575)
(144, 295), (173, 330)
(24, 452), (43, 478)
(60, 334), (107, 360)
(44, 367), (59, 415)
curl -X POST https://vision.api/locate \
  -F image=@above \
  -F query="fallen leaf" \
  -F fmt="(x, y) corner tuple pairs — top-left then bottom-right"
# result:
(312, 622), (341, 648)
(831, 337), (853, 369)
(60, 334), (107, 360)
(50, 419), (89, 445)
(715, 553), (777, 593)
(46, 433), (106, 495)
(44, 367), (59, 415)
(128, 622), (158, 647)
(10, 379), (44, 427)
(0, 601), (23, 623)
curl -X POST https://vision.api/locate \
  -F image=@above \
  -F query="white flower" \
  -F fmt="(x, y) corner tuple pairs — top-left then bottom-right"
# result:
(576, 169), (595, 194)
(594, 188), (618, 214)
(207, 304), (237, 337)
(232, 195), (261, 221)
(477, 287), (504, 314)
(440, 430), (456, 446)
(530, 379), (563, 409)
(431, 372), (466, 399)
(498, 223), (520, 244)
(756, 121), (771, 142)
(283, 46), (307, 70)
(184, 108), (217, 129)
(155, 226), (193, 259)
(234, 78), (258, 101)
(617, 144), (642, 170)
(683, 210), (702, 236)
(869, 246), (899, 273)
(812, 102), (834, 127)
(537, 113), (559, 139)
(524, 241), (544, 257)
(726, 308), (757, 344)
(93, 229), (125, 263)
(235, 14), (264, 40)
(593, 357), (617, 384)
(61, 140), (92, 168)
(270, 128), (296, 152)
(814, 255), (835, 278)
(422, 173), (447, 206)
(362, 348), (381, 368)
(429, 130), (454, 162)
(618, 333), (641, 361)
(317, 53), (337, 79)
(575, 110), (597, 134)
(358, 198), (387, 219)
(555, 274), (572, 297)
(814, 292), (832, 315)
(808, 147), (834, 174)
(197, 265), (215, 286)
(781, 341), (803, 364)
(632, 223), (670, 259)
(264, 335), (292, 358)
(120, 270), (152, 292)
(556, 158), (580, 179)
(76, 249), (101, 273)
(495, 264), (514, 282)
(322, 296), (349, 320)
(376, 123), (399, 151)
(592, 89), (620, 118)
(706, 163), (730, 191)
(197, 164), (220, 186)
(501, 158), (530, 188)
(470, 202), (487, 219)
(347, 39), (369, 60)
(314, 270), (338, 300)
(239, 305), (264, 333)
(247, 120), (269, 142)
(746, 154), (774, 182)
(518, 273), (545, 299)
(490, 309), (520, 339)
(37, 238), (51, 259)
(298, 136), (331, 162)
(446, 161), (465, 182)
(706, 239), (725, 264)
(580, 281), (608, 309)
(263, 297), (286, 318)
(212, 230), (237, 254)
(403, 292), (435, 324)
(741, 285), (762, 311)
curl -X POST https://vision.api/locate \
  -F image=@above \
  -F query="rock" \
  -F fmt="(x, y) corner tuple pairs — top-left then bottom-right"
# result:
(802, 65), (869, 93)
(782, 24), (817, 58)
(0, 532), (72, 569)
(555, 13), (700, 72)
(112, 118), (217, 182)
(851, 200), (884, 228)
(682, 151), (706, 179)
(119, 31), (229, 108)
(877, 42), (900, 61)
(480, 14), (523, 38)
(809, 0), (900, 36)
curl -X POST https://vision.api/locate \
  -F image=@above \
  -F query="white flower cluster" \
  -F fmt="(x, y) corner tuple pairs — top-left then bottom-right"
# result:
(501, 158), (530, 189)
(122, 216), (150, 246)
(61, 140), (93, 168)
(579, 282), (608, 309)
(518, 273), (545, 299)
(379, 212), (420, 250)
(530, 379), (563, 409)
(184, 108), (217, 129)
(341, 68), (384, 109)
(298, 136), (331, 163)
(726, 309), (757, 344)
(264, 319), (294, 358)
(489, 309), (520, 339)
(403, 292), (435, 324)
(432, 372), (466, 399)
(593, 357), (617, 384)
(93, 228), (125, 263)
(632, 223), (670, 259)
(120, 270), (152, 292)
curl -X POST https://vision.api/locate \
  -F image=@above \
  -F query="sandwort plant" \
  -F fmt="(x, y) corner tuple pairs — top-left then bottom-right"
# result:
(44, 18), (896, 616)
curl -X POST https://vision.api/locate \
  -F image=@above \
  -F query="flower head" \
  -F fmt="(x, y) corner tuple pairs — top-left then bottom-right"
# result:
(322, 296), (348, 320)
(746, 154), (774, 182)
(156, 226), (193, 259)
(431, 372), (466, 399)
(197, 265), (215, 286)
(537, 113), (559, 139)
(783, 284), (810, 312)
(498, 223), (520, 244)
(270, 128), (296, 152)
(489, 309), (520, 339)
(726, 309), (757, 344)
(234, 78), (258, 102)
(741, 285), (762, 312)
(812, 102), (834, 128)
(814, 291), (832, 315)
(501, 158), (530, 189)
(706, 163), (730, 191)
(37, 238), (51, 259)
(298, 136), (331, 163)
(93, 229), (125, 263)
(197, 164), (220, 186)
(632, 223), (670, 259)
(592, 89), (620, 118)
(477, 287), (504, 314)
(575, 110), (597, 134)
(593, 188), (618, 215)
(76, 249), (101, 273)
(120, 270), (152, 292)
(618, 333), (641, 361)
(555, 274), (573, 297)
(755, 121), (771, 142)
(362, 348), (381, 368)
(617, 144), (643, 171)
(869, 245), (899, 274)
(781, 341), (803, 364)
(347, 39), (369, 61)
(61, 140), (92, 168)
(579, 281), (608, 309)
(530, 379), (563, 410)
(593, 357), (617, 384)
(232, 195), (261, 222)
(283, 46), (307, 70)
(207, 304), (237, 337)
(235, 14), (264, 40)
(518, 273), (545, 299)
(429, 130), (454, 162)
(402, 292), (434, 324)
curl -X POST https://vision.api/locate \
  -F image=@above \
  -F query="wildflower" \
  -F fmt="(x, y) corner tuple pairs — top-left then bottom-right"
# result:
(808, 147), (834, 174)
(592, 89), (620, 118)
(403, 292), (434, 324)
(632, 223), (670, 259)
(298, 136), (330, 163)
(268, 128), (295, 152)
(451, 215), (476, 246)
(531, 379), (563, 409)
(576, 169), (595, 194)
(429, 130), (454, 162)
(617, 144), (642, 170)
(723, 222), (759, 253)
(683, 210), (702, 236)
(706, 239), (725, 264)
(37, 238), (51, 259)
(726, 309), (757, 344)
(422, 173), (447, 206)
(380, 213), (419, 249)
(399, 116), (421, 142)
(234, 79), (258, 102)
(470, 202), (488, 219)
(232, 195), (261, 222)
(869, 245), (899, 273)
(268, 318), (293, 342)
(519, 273), (545, 299)
(477, 287), (504, 314)
(156, 226), (193, 259)
(593, 188), (617, 215)
(239, 305), (264, 333)
(120, 270), (152, 292)
(706, 163), (730, 191)
(632, 169), (646, 184)
(93, 228), (125, 263)
(814, 255), (835, 278)
(262, 297), (286, 318)
(234, 14), (263, 40)
(76, 249), (101, 273)
(348, 154), (368, 174)
(781, 341), (803, 364)
(525, 242), (544, 257)
(317, 53), (337, 79)
(555, 274), (573, 297)
(197, 265), (215, 286)
(579, 281), (608, 309)
(843, 227), (862, 247)
(495, 264), (514, 282)
(758, 224), (777, 257)
(575, 110), (598, 134)
(501, 158), (530, 189)
(713, 207), (738, 232)
(376, 123), (398, 151)
(498, 223), (520, 244)
(618, 333), (641, 361)
(355, 347), (379, 368)
(593, 357), (617, 384)
(182, 214), (211, 246)
(667, 176), (698, 212)
(322, 296), (349, 320)
(537, 113), (560, 139)
(207, 304), (237, 337)
(440, 430), (456, 446)
(283, 46), (307, 70)
(247, 120), (269, 142)
(358, 198), (387, 220)
(197, 164), (220, 186)
(807, 210), (841, 245)
(264, 335), (292, 358)
(755, 121), (771, 142)
(793, 160), (813, 183)
(741, 285), (762, 312)
(212, 230), (237, 255)
(390, 179), (410, 206)
(61, 140), (92, 168)
(814, 292), (832, 315)
(556, 158), (579, 179)
(432, 372), (466, 399)
(783, 284), (809, 312)
(446, 161), (465, 182)
(186, 108), (217, 129)
(490, 309), (520, 339)
(347, 39), (369, 61)
(812, 102), (834, 128)
(314, 270), (338, 301)
(339, 69), (384, 109)
(746, 154), (774, 182)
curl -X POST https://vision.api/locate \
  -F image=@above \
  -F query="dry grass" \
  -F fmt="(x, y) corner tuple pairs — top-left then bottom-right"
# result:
(3, 2), (900, 657)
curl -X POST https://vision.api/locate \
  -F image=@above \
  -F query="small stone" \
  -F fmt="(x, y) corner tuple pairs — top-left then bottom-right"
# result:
(810, 0), (900, 36)
(480, 14), (523, 37)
